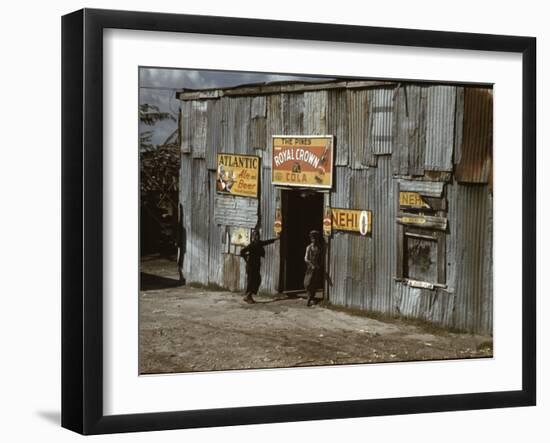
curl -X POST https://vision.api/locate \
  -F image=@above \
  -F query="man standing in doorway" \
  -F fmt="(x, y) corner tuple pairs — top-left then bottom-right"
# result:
(240, 230), (279, 304)
(304, 230), (324, 307)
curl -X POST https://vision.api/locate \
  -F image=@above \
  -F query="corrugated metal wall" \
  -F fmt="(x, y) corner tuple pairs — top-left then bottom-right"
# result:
(447, 182), (493, 334)
(425, 86), (456, 172)
(178, 81), (493, 334)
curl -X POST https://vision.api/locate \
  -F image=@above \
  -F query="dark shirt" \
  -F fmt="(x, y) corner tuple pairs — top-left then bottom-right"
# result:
(240, 239), (277, 272)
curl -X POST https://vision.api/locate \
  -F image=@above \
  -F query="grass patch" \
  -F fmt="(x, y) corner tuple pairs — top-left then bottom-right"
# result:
(477, 340), (493, 352)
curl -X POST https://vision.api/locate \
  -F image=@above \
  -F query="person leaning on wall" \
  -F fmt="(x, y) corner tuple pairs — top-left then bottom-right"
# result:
(239, 229), (279, 304)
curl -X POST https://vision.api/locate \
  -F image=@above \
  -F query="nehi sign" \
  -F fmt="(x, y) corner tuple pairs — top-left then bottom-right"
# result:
(331, 208), (372, 236)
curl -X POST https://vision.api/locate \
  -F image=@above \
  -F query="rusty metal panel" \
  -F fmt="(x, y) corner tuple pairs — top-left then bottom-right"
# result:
(344, 278), (367, 309)
(425, 86), (456, 171)
(180, 101), (192, 153)
(206, 99), (222, 170)
(399, 179), (444, 198)
(250, 96), (267, 150)
(454, 87), (464, 167)
(214, 194), (259, 228)
(220, 96), (252, 156)
(263, 94), (282, 169)
(391, 85), (409, 176)
(455, 87), (493, 183)
(303, 90), (328, 135)
(368, 87), (394, 155)
(208, 171), (223, 286)
(234, 96), (252, 155)
(179, 153), (193, 277)
(282, 92), (304, 134)
(348, 169), (373, 309)
(394, 282), (454, 328)
(251, 96), (266, 119)
(347, 89), (370, 169)
(222, 253), (241, 292)
(328, 166), (350, 306)
(250, 116), (266, 150)
(370, 156), (396, 313)
(180, 158), (210, 284)
(447, 182), (493, 334)
(220, 96), (231, 155)
(392, 85), (426, 176)
(176, 79), (400, 101)
(481, 195), (493, 335)
(410, 87), (428, 176)
(329, 234), (348, 307)
(190, 101), (207, 158)
(327, 89), (349, 166)
(259, 168), (281, 294)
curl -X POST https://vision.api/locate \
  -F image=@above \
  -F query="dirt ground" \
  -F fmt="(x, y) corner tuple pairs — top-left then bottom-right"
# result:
(139, 256), (493, 374)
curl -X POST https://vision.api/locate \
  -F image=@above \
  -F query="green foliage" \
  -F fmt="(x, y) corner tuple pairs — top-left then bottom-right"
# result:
(140, 144), (180, 194)
(139, 103), (177, 152)
(139, 103), (176, 126)
(139, 102), (180, 213)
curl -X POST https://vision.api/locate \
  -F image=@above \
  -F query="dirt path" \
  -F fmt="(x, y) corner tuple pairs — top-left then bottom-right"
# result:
(139, 256), (492, 374)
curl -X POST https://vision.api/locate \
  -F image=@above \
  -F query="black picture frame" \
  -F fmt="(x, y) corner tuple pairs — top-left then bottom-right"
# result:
(61, 8), (536, 435)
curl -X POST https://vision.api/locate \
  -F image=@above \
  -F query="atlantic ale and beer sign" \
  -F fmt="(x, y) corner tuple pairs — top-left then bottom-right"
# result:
(216, 153), (260, 198)
(272, 136), (333, 189)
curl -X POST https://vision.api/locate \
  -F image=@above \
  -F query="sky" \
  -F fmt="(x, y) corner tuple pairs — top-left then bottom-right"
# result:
(139, 67), (326, 146)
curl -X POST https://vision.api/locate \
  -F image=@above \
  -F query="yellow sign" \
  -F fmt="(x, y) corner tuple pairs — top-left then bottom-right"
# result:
(272, 136), (333, 189)
(274, 206), (282, 236)
(331, 208), (372, 236)
(398, 216), (426, 225)
(323, 206), (332, 237)
(399, 191), (430, 209)
(216, 154), (260, 198)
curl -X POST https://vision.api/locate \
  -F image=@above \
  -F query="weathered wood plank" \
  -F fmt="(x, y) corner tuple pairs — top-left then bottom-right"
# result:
(214, 194), (259, 228)
(397, 213), (447, 231)
(399, 179), (444, 197)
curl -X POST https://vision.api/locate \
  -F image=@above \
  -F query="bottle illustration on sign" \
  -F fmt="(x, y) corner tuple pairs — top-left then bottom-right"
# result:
(323, 206), (332, 236)
(217, 164), (235, 192)
(315, 141), (330, 184)
(274, 206), (282, 236)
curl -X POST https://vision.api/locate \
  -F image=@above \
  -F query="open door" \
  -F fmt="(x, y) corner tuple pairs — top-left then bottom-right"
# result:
(279, 190), (324, 293)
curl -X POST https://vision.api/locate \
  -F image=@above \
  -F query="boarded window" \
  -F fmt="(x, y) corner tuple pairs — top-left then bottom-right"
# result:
(396, 180), (447, 286)
(405, 235), (438, 283)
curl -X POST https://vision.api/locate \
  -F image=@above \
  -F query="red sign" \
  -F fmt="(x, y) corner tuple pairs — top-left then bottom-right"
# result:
(272, 136), (333, 189)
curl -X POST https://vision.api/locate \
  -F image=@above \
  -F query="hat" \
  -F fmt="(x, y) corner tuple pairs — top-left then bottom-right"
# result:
(309, 230), (321, 238)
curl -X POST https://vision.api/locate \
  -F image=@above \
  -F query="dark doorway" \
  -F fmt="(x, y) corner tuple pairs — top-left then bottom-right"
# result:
(280, 190), (324, 292)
